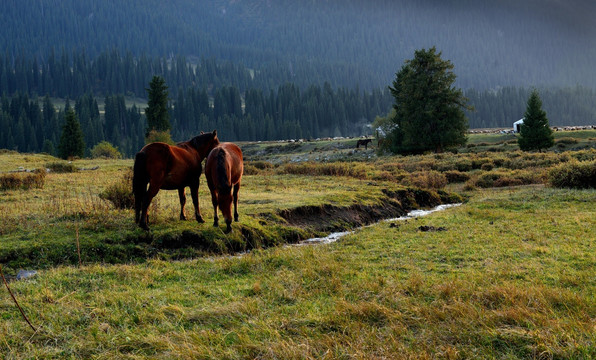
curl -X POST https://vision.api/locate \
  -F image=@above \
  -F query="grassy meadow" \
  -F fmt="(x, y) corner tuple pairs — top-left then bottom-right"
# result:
(0, 131), (595, 359)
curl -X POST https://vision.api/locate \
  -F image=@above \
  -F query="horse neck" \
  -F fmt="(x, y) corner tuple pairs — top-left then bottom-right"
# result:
(189, 136), (218, 159)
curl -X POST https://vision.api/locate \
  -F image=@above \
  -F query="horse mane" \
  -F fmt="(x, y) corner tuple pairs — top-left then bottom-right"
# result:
(188, 130), (218, 153)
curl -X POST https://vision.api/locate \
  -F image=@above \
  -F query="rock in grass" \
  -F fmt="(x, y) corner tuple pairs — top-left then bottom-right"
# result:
(16, 270), (37, 280)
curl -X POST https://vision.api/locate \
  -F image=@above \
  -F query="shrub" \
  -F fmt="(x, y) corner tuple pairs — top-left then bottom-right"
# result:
(463, 179), (477, 191)
(480, 162), (494, 171)
(473, 172), (503, 188)
(444, 170), (470, 183)
(245, 161), (276, 174)
(555, 137), (578, 145)
(145, 130), (174, 145)
(403, 171), (447, 190)
(90, 141), (122, 159)
(0, 169), (46, 191)
(493, 177), (524, 187)
(243, 164), (260, 175)
(280, 162), (368, 179)
(548, 160), (596, 189)
(471, 169), (543, 188)
(46, 161), (79, 173)
(371, 171), (397, 182)
(402, 159), (437, 172)
(455, 159), (473, 172)
(99, 169), (135, 209)
(571, 149), (596, 162)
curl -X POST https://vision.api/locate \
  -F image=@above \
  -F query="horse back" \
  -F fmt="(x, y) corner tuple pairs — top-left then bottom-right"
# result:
(206, 143), (243, 190)
(141, 142), (203, 188)
(139, 142), (174, 173)
(222, 143), (243, 182)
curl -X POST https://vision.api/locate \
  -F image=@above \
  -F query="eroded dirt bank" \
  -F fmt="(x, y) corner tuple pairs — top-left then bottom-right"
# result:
(279, 188), (462, 232)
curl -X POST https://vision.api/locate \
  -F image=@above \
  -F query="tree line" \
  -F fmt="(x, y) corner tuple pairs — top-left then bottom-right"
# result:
(465, 86), (596, 128)
(0, 93), (145, 157)
(171, 83), (392, 142)
(2, 81), (594, 158)
(3, 80), (595, 159)
(0, 49), (255, 99)
(0, 82), (393, 158)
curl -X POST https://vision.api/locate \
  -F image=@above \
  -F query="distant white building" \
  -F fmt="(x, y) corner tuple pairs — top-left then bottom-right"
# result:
(513, 118), (524, 133)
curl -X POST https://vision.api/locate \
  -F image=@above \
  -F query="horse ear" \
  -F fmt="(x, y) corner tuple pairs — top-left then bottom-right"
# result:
(200, 131), (204, 134)
(213, 129), (217, 136)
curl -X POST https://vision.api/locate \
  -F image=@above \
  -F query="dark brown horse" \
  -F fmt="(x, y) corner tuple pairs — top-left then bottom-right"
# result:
(204, 142), (243, 233)
(133, 130), (220, 230)
(356, 138), (372, 149)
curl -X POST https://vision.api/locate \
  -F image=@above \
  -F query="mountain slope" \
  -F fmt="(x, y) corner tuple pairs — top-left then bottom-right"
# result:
(1, 0), (595, 89)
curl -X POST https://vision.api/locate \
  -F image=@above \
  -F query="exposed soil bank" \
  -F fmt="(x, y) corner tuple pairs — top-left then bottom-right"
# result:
(279, 188), (463, 232)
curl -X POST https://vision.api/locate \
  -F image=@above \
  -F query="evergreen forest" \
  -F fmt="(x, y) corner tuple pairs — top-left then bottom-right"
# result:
(1, 0), (595, 157)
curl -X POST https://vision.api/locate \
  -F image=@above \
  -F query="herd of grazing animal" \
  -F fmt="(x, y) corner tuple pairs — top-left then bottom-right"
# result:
(133, 130), (244, 233)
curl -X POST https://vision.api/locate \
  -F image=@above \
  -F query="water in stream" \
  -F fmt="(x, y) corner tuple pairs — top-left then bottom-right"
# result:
(299, 203), (462, 245)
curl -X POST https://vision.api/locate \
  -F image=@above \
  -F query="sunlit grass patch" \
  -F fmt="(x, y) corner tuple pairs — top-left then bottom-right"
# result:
(1, 186), (595, 358)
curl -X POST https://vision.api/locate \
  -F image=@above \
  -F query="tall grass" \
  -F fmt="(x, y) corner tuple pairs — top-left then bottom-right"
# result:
(0, 169), (46, 191)
(99, 168), (135, 209)
(280, 161), (368, 179)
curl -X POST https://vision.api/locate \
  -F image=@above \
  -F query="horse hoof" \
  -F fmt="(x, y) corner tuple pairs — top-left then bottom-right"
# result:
(196, 216), (205, 223)
(225, 227), (232, 234)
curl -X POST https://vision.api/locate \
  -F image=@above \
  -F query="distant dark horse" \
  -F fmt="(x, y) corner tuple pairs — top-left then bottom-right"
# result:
(133, 130), (220, 230)
(356, 138), (372, 149)
(205, 142), (244, 233)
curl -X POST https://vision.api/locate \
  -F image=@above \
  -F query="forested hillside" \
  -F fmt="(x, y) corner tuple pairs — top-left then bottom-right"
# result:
(1, 0), (595, 155)
(0, 85), (394, 157)
(1, 0), (595, 90)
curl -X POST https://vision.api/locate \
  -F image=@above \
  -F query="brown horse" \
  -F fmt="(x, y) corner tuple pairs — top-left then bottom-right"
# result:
(204, 142), (243, 233)
(356, 138), (372, 149)
(133, 130), (220, 230)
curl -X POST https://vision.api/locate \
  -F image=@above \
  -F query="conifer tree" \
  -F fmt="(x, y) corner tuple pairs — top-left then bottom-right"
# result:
(145, 76), (171, 140)
(58, 108), (85, 159)
(518, 90), (554, 151)
(386, 47), (470, 154)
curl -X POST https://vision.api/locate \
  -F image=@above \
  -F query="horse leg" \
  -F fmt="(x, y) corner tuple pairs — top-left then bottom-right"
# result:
(139, 180), (161, 230)
(225, 217), (232, 234)
(189, 184), (205, 223)
(134, 191), (143, 224)
(178, 188), (187, 220)
(233, 183), (240, 222)
(210, 188), (219, 228)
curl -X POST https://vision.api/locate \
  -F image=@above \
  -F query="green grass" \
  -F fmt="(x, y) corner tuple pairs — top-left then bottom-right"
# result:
(2, 151), (453, 271)
(1, 131), (595, 358)
(1, 186), (594, 358)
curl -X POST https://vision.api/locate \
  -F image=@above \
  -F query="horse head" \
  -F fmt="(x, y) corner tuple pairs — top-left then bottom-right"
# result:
(190, 130), (220, 159)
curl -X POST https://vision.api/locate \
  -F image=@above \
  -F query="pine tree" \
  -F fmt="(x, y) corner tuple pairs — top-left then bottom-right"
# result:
(386, 47), (470, 154)
(518, 90), (554, 151)
(145, 75), (171, 139)
(58, 108), (85, 159)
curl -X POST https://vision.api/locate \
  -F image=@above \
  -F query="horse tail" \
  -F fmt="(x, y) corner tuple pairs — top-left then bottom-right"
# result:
(217, 148), (232, 193)
(133, 151), (148, 218)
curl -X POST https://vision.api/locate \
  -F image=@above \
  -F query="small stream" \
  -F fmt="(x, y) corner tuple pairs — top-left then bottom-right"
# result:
(298, 203), (462, 246)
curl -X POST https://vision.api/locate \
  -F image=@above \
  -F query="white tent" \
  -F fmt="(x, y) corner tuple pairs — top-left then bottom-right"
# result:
(513, 118), (524, 133)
